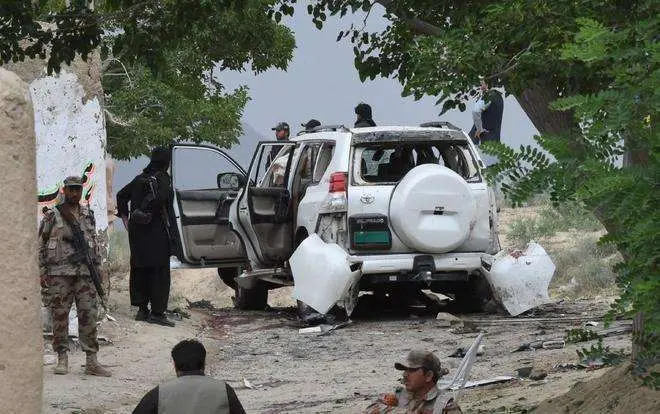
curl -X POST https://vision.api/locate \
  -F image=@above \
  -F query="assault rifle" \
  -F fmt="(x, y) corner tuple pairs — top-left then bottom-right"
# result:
(57, 205), (107, 311)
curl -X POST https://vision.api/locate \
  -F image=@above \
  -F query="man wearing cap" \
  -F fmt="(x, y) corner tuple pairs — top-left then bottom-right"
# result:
(364, 350), (462, 413)
(38, 176), (111, 377)
(355, 102), (377, 128)
(117, 147), (177, 327)
(267, 121), (290, 168)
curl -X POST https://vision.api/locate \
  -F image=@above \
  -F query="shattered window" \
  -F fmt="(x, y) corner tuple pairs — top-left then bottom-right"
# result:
(354, 142), (480, 184)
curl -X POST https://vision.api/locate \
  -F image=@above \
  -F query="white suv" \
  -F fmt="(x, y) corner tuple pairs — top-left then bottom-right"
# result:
(170, 122), (500, 312)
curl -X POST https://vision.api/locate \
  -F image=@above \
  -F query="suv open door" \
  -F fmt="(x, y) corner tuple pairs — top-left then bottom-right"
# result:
(171, 144), (248, 267)
(236, 141), (298, 268)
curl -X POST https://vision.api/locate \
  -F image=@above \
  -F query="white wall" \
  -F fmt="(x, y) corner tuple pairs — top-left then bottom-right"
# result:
(32, 70), (108, 231)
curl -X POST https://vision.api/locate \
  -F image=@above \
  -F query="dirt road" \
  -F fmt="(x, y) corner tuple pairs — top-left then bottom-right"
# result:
(42, 268), (631, 413)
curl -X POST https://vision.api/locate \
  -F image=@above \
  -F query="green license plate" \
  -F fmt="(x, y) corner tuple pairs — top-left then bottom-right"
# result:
(354, 231), (391, 245)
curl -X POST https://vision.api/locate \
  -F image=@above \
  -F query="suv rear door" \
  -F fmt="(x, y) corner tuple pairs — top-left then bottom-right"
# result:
(171, 144), (248, 267)
(236, 141), (298, 267)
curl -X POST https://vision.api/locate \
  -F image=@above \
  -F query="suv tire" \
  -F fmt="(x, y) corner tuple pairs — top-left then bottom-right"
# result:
(234, 282), (268, 310)
(453, 273), (496, 313)
(217, 268), (239, 290)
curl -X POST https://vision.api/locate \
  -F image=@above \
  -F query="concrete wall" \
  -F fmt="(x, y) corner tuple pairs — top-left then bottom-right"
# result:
(6, 53), (109, 237)
(32, 69), (108, 232)
(0, 68), (43, 414)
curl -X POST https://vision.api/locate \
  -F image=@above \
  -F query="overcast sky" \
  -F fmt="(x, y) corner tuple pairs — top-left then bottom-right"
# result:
(115, 4), (538, 192)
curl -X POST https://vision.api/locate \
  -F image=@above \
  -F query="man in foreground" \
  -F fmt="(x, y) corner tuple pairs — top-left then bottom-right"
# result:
(133, 339), (245, 414)
(365, 350), (462, 413)
(39, 176), (111, 377)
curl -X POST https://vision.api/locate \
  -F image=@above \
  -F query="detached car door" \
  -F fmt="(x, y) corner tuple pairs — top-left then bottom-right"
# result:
(171, 144), (248, 267)
(236, 141), (298, 267)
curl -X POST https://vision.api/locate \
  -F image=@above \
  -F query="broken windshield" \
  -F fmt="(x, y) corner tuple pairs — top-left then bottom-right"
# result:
(353, 141), (481, 184)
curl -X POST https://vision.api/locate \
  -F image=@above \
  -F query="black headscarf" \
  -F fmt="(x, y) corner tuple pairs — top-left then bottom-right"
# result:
(144, 147), (171, 174)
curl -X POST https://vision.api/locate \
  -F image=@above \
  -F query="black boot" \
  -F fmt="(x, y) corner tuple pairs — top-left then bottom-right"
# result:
(148, 312), (175, 327)
(135, 305), (150, 321)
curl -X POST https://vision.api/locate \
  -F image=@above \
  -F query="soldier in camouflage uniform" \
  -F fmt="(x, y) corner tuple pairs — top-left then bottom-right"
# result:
(39, 176), (111, 376)
(364, 350), (462, 414)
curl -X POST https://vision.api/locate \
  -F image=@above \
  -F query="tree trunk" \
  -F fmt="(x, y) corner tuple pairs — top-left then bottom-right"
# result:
(515, 86), (576, 135)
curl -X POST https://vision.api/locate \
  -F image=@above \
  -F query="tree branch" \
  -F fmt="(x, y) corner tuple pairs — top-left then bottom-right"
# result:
(375, 0), (442, 36)
(486, 43), (533, 80)
(104, 109), (131, 127)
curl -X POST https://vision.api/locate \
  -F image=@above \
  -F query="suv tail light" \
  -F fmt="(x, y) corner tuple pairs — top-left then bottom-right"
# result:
(329, 172), (348, 193)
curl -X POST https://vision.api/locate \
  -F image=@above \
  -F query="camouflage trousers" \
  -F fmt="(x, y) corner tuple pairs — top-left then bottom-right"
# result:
(43, 274), (99, 354)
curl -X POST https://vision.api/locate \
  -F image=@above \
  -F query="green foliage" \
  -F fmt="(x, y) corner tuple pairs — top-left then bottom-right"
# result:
(576, 339), (627, 367)
(1, 1), (296, 159)
(0, 1), (102, 74)
(487, 8), (659, 367)
(565, 328), (601, 344)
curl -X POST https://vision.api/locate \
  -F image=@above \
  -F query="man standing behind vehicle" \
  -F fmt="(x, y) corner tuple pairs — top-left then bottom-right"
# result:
(354, 102), (377, 127)
(39, 176), (111, 377)
(469, 77), (504, 167)
(266, 121), (290, 168)
(117, 147), (177, 327)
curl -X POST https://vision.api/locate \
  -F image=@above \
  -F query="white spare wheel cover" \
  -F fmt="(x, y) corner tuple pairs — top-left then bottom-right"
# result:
(389, 164), (476, 253)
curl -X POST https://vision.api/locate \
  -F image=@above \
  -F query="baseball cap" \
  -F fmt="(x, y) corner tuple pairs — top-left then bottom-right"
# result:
(301, 119), (321, 130)
(271, 122), (290, 132)
(63, 176), (83, 187)
(394, 350), (449, 377)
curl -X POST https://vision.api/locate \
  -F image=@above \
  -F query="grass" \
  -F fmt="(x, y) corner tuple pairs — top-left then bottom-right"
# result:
(503, 199), (620, 298)
(550, 237), (619, 296)
(506, 200), (602, 248)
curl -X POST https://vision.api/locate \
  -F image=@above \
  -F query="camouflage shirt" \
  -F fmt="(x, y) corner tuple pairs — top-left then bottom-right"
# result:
(365, 386), (462, 414)
(38, 205), (101, 276)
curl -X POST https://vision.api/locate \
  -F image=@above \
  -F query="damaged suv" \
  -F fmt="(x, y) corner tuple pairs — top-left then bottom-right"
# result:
(170, 122), (503, 314)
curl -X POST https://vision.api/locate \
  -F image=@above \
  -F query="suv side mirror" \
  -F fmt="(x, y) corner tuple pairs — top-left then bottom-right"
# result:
(217, 172), (246, 190)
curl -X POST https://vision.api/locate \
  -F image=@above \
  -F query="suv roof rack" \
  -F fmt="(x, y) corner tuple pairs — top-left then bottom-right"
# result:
(419, 121), (461, 131)
(298, 124), (350, 135)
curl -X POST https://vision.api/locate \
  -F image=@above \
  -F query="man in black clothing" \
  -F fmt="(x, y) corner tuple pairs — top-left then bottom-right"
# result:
(133, 339), (245, 414)
(301, 118), (321, 132)
(469, 78), (504, 144)
(117, 147), (177, 327)
(354, 102), (377, 127)
(469, 78), (504, 167)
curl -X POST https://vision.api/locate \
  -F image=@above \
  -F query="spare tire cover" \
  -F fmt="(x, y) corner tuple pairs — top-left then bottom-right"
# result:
(389, 164), (476, 253)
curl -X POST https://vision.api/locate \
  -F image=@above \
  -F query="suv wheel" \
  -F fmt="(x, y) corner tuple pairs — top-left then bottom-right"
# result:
(234, 282), (268, 310)
(453, 273), (498, 313)
(217, 268), (239, 290)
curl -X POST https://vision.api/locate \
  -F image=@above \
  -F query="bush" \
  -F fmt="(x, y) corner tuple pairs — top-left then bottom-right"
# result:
(551, 237), (620, 297)
(106, 227), (130, 278)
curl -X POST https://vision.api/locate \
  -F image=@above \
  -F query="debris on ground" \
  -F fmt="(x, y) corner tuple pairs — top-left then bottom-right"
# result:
(482, 242), (555, 316)
(450, 321), (480, 334)
(167, 308), (190, 319)
(299, 322), (351, 335)
(449, 345), (485, 358)
(529, 369), (548, 381)
(462, 376), (516, 388)
(186, 299), (215, 310)
(513, 339), (565, 352)
(436, 312), (462, 327)
(289, 234), (360, 315)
